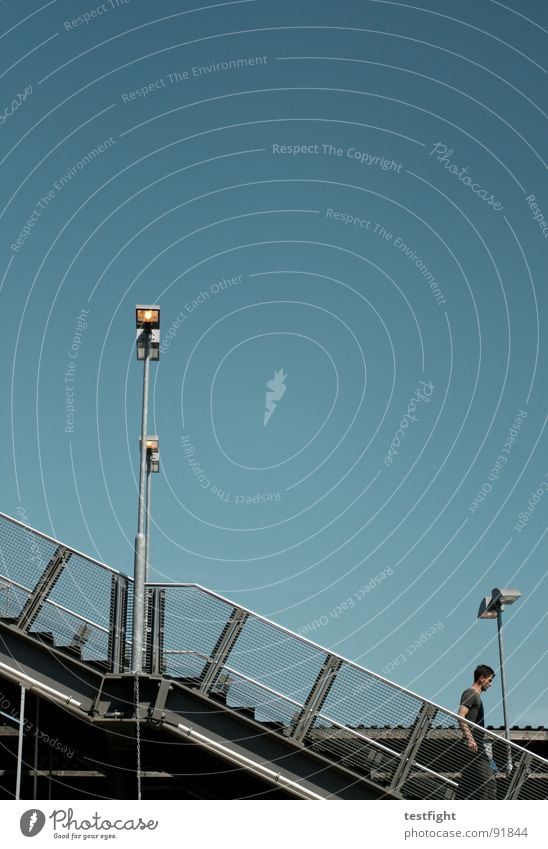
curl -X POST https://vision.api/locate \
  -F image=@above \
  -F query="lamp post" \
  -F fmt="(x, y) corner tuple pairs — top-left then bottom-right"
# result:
(144, 436), (159, 582)
(478, 587), (521, 773)
(133, 305), (160, 673)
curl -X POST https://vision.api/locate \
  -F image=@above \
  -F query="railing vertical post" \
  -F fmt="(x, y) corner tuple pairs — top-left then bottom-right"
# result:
(108, 574), (129, 674)
(16, 685), (25, 800)
(145, 586), (165, 675)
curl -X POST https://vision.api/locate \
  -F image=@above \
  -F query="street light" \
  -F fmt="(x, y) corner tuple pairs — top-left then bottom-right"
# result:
(478, 587), (521, 773)
(133, 305), (160, 673)
(143, 436), (159, 582)
(136, 307), (160, 359)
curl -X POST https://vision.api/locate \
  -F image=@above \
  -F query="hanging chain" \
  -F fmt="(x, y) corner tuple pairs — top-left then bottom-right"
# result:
(134, 672), (142, 800)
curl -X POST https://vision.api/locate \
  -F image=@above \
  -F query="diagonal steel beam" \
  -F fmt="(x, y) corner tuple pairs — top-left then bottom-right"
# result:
(506, 751), (532, 799)
(199, 608), (248, 694)
(389, 702), (437, 792)
(290, 654), (343, 744)
(16, 546), (71, 633)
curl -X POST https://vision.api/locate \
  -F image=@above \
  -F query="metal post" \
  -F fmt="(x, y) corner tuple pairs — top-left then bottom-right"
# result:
(108, 574), (129, 674)
(497, 607), (512, 773)
(16, 686), (25, 800)
(146, 587), (165, 675)
(33, 696), (39, 800)
(145, 462), (152, 583)
(132, 332), (150, 673)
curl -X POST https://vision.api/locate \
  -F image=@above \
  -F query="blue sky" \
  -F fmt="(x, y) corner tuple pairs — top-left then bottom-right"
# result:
(1, 0), (547, 727)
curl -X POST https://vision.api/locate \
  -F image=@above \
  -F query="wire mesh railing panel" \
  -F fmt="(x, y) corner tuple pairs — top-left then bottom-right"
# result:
(319, 661), (423, 730)
(0, 577), (30, 619)
(306, 715), (401, 786)
(163, 650), (209, 680)
(0, 519), (58, 591)
(412, 729), (461, 791)
(518, 760), (548, 800)
(47, 553), (113, 633)
(224, 616), (328, 704)
(400, 771), (457, 800)
(219, 670), (303, 729)
(410, 707), (547, 801)
(29, 601), (109, 661)
(161, 587), (235, 679)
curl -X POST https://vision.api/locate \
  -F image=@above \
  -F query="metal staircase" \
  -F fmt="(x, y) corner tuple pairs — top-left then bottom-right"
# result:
(0, 510), (546, 800)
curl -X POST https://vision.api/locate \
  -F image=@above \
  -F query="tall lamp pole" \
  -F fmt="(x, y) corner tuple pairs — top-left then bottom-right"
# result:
(478, 587), (521, 773)
(144, 436), (160, 582)
(133, 306), (160, 673)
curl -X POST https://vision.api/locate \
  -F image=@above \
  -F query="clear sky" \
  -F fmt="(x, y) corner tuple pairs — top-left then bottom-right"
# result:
(1, 0), (547, 728)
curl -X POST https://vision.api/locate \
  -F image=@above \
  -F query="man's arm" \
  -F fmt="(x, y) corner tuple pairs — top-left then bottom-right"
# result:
(458, 704), (478, 752)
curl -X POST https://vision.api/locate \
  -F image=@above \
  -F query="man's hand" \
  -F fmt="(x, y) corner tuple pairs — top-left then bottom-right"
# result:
(466, 737), (478, 753)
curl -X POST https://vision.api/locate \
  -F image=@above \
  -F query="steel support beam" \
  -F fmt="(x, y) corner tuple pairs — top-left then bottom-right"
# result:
(506, 751), (532, 799)
(149, 678), (173, 724)
(290, 654), (343, 744)
(389, 702), (437, 792)
(16, 546), (71, 632)
(199, 608), (248, 694)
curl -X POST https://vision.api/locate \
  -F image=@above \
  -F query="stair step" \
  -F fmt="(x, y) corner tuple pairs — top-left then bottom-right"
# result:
(233, 706), (256, 720)
(62, 645), (82, 659)
(0, 617), (19, 625)
(170, 676), (202, 687)
(30, 631), (55, 645)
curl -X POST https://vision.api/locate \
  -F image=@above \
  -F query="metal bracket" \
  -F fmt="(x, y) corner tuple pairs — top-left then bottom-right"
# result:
(199, 608), (248, 694)
(16, 546), (71, 632)
(149, 678), (173, 724)
(389, 702), (437, 791)
(290, 654), (343, 744)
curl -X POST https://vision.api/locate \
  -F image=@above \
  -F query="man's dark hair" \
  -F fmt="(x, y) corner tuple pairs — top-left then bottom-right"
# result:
(474, 664), (495, 681)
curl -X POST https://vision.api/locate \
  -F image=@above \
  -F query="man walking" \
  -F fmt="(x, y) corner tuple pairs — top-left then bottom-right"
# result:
(456, 664), (497, 799)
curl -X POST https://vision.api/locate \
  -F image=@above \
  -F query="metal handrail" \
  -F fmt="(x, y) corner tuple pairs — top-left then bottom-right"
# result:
(0, 574), (109, 635)
(0, 573), (32, 594)
(0, 511), (128, 578)
(2, 515), (547, 800)
(222, 665), (307, 711)
(162, 647), (510, 790)
(148, 581), (548, 770)
(310, 710), (457, 789)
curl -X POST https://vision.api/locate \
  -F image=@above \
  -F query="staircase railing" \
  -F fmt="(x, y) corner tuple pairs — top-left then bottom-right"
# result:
(0, 511), (128, 670)
(0, 511), (546, 800)
(144, 581), (548, 800)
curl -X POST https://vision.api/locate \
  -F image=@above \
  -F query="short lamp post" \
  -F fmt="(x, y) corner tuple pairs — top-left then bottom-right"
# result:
(478, 587), (521, 773)
(133, 305), (160, 673)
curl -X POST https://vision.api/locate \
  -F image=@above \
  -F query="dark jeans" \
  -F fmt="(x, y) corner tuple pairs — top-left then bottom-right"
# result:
(456, 745), (497, 799)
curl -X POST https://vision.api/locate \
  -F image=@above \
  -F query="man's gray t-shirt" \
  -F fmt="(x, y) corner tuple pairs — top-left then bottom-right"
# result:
(460, 688), (485, 744)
